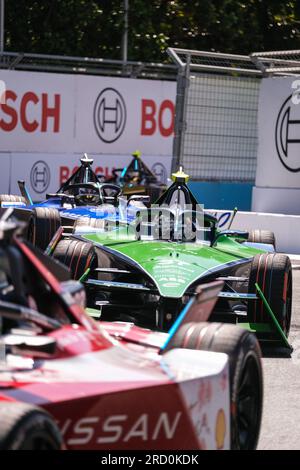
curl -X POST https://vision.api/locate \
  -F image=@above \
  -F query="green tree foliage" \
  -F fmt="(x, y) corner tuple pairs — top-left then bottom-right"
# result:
(4, 1), (300, 61)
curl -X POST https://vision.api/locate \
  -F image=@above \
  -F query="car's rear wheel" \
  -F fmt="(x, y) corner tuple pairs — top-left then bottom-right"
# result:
(248, 253), (292, 337)
(0, 194), (27, 206)
(167, 322), (263, 450)
(0, 403), (62, 450)
(53, 238), (97, 280)
(27, 207), (61, 251)
(248, 229), (276, 249)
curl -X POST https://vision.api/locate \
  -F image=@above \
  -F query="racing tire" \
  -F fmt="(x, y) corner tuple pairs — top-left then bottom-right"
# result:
(0, 402), (62, 450)
(0, 194), (27, 207)
(248, 229), (276, 249)
(27, 207), (61, 251)
(248, 253), (292, 336)
(169, 322), (263, 450)
(53, 238), (97, 280)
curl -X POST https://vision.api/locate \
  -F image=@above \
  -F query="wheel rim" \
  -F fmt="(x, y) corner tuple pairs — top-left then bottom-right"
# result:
(236, 355), (261, 450)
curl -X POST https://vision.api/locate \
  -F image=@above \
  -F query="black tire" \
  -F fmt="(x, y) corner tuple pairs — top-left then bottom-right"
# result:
(53, 238), (97, 280)
(248, 229), (276, 249)
(168, 322), (263, 450)
(0, 194), (27, 206)
(248, 253), (292, 336)
(0, 402), (62, 450)
(28, 207), (61, 251)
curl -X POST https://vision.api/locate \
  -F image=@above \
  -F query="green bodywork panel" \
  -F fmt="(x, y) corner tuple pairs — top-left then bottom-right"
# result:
(238, 322), (274, 333)
(82, 227), (265, 299)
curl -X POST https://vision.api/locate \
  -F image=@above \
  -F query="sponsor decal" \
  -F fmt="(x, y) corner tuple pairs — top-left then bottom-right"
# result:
(151, 162), (167, 183)
(0, 91), (60, 132)
(275, 93), (300, 172)
(59, 412), (181, 446)
(141, 99), (174, 137)
(215, 408), (226, 450)
(93, 88), (127, 143)
(59, 165), (113, 185)
(30, 160), (50, 193)
(216, 212), (231, 228)
(209, 211), (232, 229)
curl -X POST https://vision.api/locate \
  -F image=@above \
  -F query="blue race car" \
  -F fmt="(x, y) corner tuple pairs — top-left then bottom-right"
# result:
(0, 154), (149, 250)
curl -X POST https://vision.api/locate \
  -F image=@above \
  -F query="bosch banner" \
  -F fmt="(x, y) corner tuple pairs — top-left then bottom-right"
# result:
(253, 76), (300, 214)
(0, 70), (175, 199)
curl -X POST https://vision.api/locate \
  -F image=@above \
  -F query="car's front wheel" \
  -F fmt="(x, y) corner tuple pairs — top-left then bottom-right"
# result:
(167, 322), (263, 450)
(27, 207), (61, 251)
(0, 403), (62, 450)
(247, 253), (292, 337)
(53, 238), (97, 280)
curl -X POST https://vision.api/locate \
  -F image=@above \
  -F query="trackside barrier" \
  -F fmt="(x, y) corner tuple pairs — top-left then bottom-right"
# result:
(209, 209), (300, 254)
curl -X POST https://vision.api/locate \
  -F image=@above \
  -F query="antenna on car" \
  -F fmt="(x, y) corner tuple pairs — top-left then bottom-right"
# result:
(80, 153), (94, 166)
(228, 207), (238, 229)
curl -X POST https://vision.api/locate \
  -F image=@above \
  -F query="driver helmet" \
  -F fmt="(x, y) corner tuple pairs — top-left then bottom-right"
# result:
(76, 187), (100, 206)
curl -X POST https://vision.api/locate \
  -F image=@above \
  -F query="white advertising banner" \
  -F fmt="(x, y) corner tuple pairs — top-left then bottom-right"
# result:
(75, 75), (175, 155)
(0, 70), (176, 198)
(9, 153), (172, 201)
(0, 70), (75, 153)
(0, 70), (175, 155)
(253, 76), (300, 214)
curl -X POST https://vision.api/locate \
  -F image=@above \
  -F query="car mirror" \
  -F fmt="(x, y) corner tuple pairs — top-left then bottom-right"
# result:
(212, 230), (249, 246)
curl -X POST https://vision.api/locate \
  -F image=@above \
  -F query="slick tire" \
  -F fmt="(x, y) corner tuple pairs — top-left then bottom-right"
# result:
(0, 402), (62, 450)
(28, 207), (61, 251)
(168, 322), (263, 450)
(248, 229), (276, 249)
(53, 238), (97, 280)
(248, 253), (292, 336)
(0, 194), (27, 206)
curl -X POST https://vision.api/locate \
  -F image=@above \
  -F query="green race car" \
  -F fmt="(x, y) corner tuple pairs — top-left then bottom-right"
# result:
(51, 169), (292, 350)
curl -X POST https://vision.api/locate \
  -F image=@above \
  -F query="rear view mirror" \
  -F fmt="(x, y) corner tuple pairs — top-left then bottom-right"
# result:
(212, 230), (249, 246)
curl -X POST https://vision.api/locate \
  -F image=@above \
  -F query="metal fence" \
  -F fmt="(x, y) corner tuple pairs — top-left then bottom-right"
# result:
(251, 49), (300, 75)
(1, 48), (299, 184)
(168, 48), (263, 182)
(0, 51), (177, 80)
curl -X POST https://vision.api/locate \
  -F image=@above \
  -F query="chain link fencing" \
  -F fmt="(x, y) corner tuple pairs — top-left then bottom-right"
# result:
(0, 51), (177, 80)
(1, 48), (299, 185)
(168, 48), (263, 182)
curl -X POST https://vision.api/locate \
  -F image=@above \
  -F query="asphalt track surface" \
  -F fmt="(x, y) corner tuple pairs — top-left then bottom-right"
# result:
(257, 258), (300, 450)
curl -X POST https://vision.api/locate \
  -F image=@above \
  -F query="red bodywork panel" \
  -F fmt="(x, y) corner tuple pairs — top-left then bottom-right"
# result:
(0, 238), (230, 450)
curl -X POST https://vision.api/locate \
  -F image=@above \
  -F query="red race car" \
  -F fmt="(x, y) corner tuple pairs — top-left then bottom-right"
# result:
(0, 216), (263, 450)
